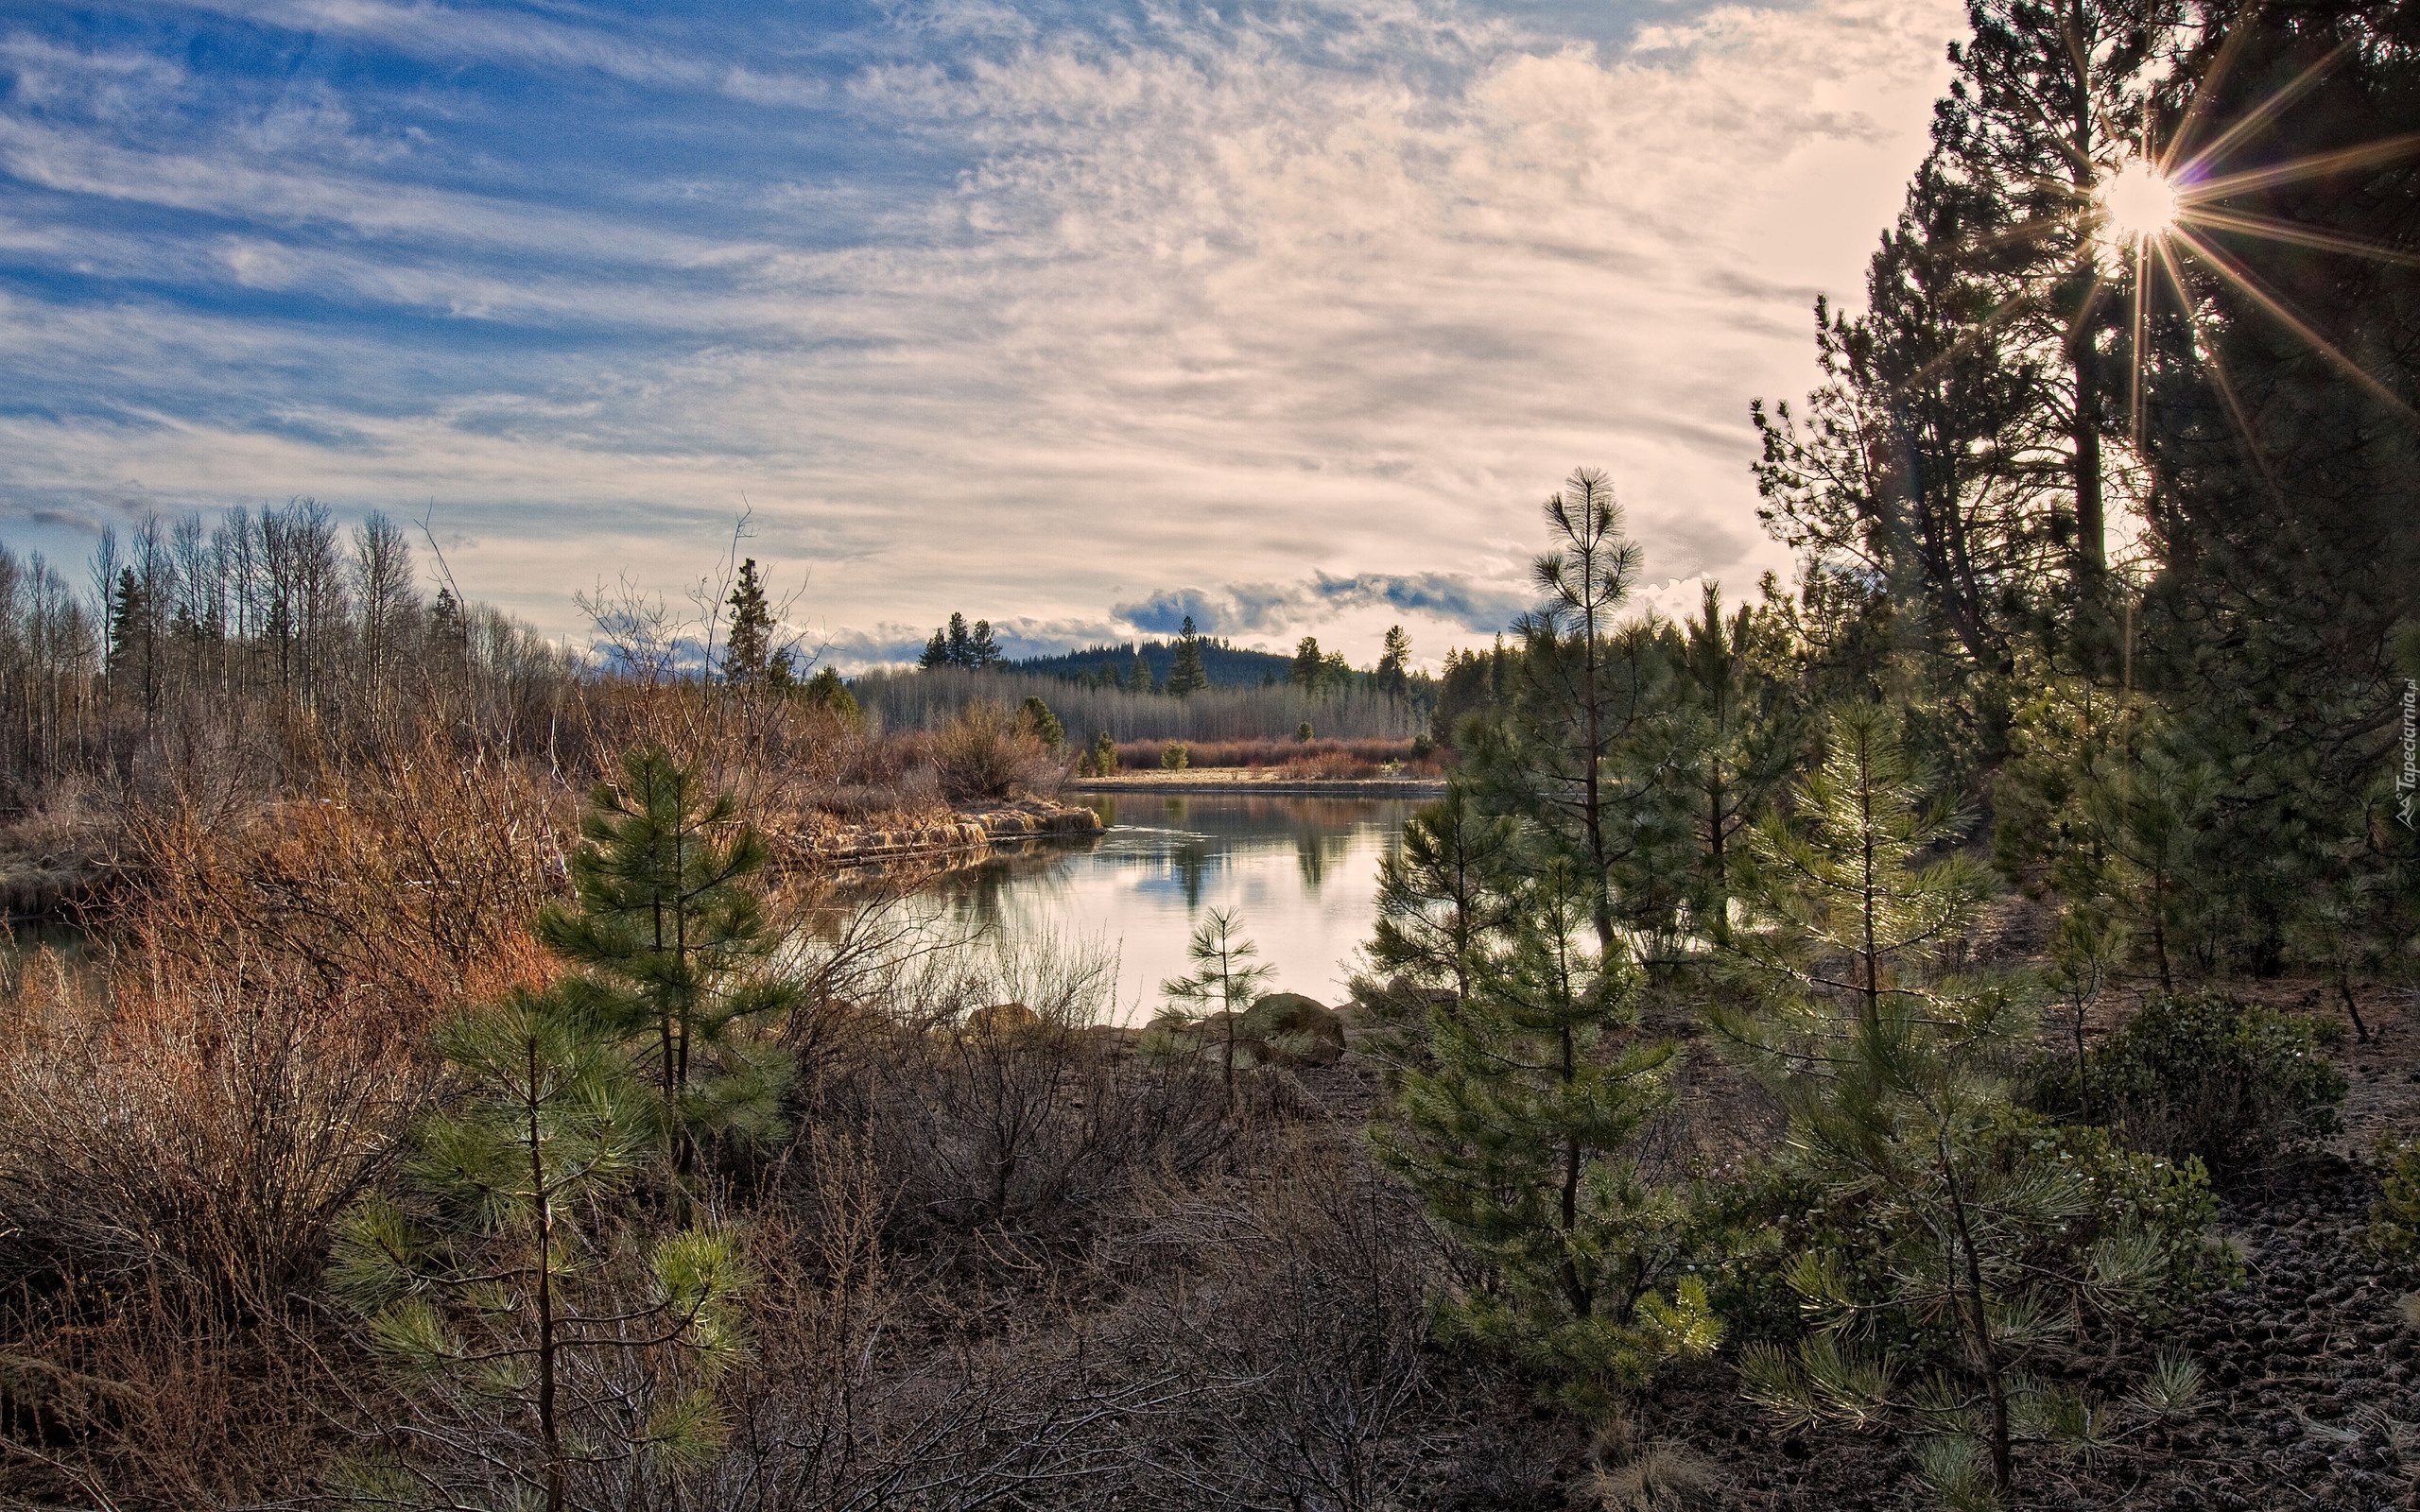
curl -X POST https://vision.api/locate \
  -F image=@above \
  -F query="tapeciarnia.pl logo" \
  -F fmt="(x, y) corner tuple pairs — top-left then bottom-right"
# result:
(2400, 679), (2417, 830)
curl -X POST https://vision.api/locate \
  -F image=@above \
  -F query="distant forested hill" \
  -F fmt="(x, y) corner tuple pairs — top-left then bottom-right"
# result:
(1012, 640), (1298, 689)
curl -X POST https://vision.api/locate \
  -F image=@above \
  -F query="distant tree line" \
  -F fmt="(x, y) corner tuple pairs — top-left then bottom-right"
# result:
(852, 665), (1422, 744)
(0, 502), (579, 809)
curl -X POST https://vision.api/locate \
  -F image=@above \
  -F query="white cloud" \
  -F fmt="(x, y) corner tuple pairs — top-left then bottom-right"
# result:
(0, 0), (1964, 659)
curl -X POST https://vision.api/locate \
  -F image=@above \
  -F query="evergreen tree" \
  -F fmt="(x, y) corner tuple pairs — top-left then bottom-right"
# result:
(944, 612), (973, 669)
(1429, 637), (1513, 747)
(331, 990), (750, 1511)
(801, 664), (861, 727)
(1157, 907), (1276, 1109)
(1166, 615), (1209, 696)
(1464, 472), (1686, 951)
(428, 585), (470, 661)
(107, 564), (156, 715)
(919, 627), (948, 670)
(1367, 784), (1524, 1005)
(1289, 635), (1323, 691)
(1718, 704), (2213, 1505)
(1016, 694), (1065, 748)
(1935, 0), (2180, 578)
(2126, 2), (2420, 982)
(534, 746), (799, 1169)
(1718, 703), (2000, 1031)
(1996, 676), (2214, 991)
(1126, 644), (1154, 693)
(1092, 730), (1117, 774)
(1372, 861), (1718, 1418)
(1667, 583), (1804, 944)
(966, 617), (1003, 669)
(1375, 625), (1411, 697)
(722, 557), (783, 686)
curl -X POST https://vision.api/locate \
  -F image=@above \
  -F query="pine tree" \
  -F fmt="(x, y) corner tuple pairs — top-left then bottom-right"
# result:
(1668, 583), (1803, 944)
(1372, 861), (1717, 1418)
(1463, 472), (1685, 952)
(919, 627), (948, 670)
(1092, 730), (1117, 774)
(801, 664), (860, 727)
(1156, 907), (1275, 1109)
(107, 564), (156, 715)
(1719, 703), (2001, 1031)
(1368, 784), (1524, 1005)
(1376, 625), (1411, 697)
(723, 558), (781, 686)
(1719, 705), (2212, 1506)
(944, 612), (973, 669)
(1289, 635), (1323, 691)
(331, 989), (750, 1511)
(1016, 695), (1065, 748)
(1126, 644), (1154, 693)
(967, 617), (1002, 669)
(533, 746), (799, 1169)
(1996, 676), (2213, 992)
(1936, 0), (2179, 578)
(1166, 615), (1209, 696)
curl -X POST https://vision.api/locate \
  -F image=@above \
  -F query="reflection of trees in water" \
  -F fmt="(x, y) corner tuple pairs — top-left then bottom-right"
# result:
(924, 836), (1101, 932)
(1173, 839), (1212, 909)
(1292, 826), (1353, 890)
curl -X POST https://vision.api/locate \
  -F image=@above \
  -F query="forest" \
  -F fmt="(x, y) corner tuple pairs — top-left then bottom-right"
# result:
(0, 0), (2416, 1508)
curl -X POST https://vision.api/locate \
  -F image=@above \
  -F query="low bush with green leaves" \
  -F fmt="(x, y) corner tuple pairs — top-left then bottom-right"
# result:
(2365, 1133), (2420, 1286)
(2038, 992), (2345, 1172)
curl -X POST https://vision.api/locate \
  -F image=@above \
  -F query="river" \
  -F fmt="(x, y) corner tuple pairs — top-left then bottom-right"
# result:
(900, 792), (1419, 1022)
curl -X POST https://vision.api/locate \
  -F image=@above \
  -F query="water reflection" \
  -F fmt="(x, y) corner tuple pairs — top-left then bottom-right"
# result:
(902, 794), (1416, 1021)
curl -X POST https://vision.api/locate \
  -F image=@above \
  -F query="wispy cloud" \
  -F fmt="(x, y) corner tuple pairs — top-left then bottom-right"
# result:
(0, 0), (1962, 658)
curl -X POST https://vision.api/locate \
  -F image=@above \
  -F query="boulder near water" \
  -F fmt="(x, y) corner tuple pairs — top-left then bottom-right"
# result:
(1241, 992), (1346, 1066)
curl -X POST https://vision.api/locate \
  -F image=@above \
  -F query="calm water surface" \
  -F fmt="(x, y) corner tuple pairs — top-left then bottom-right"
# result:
(909, 793), (1417, 1021)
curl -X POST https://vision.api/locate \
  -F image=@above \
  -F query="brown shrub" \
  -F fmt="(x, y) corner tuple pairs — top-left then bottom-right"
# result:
(0, 947), (428, 1316)
(929, 702), (1060, 804)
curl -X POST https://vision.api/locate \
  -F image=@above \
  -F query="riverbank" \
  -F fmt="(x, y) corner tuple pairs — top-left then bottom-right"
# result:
(1071, 770), (1445, 799)
(779, 798), (1104, 869)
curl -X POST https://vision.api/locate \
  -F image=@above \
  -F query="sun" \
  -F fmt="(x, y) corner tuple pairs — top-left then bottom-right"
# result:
(2098, 157), (2181, 245)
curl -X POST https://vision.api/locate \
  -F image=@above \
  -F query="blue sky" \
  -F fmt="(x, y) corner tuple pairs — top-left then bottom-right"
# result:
(0, 0), (1962, 666)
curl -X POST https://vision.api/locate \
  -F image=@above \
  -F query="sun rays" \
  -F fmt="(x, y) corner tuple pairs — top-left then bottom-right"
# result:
(2098, 157), (2181, 248)
(1911, 29), (2420, 542)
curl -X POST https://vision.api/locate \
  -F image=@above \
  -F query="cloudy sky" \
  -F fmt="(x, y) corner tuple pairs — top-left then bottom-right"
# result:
(0, 0), (1963, 667)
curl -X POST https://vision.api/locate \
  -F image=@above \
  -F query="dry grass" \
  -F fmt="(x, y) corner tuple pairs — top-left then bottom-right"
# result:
(1110, 736), (1436, 775)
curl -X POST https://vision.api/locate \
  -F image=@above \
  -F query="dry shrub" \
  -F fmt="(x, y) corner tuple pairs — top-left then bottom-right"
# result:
(928, 702), (1059, 804)
(1593, 1442), (1724, 1511)
(1283, 747), (1381, 781)
(585, 679), (907, 823)
(695, 1127), (1193, 1512)
(1105, 1131), (1439, 1512)
(0, 947), (426, 1315)
(0, 1297), (343, 1509)
(0, 942), (419, 1508)
(814, 936), (1232, 1255)
(112, 730), (571, 1013)
(717, 1094), (1433, 1511)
